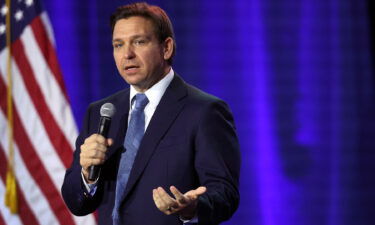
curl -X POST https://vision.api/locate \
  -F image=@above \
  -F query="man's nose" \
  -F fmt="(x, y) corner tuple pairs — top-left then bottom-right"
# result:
(123, 44), (135, 59)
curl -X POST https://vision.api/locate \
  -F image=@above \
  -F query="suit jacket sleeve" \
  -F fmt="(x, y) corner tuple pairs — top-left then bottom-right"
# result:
(194, 100), (241, 225)
(61, 104), (102, 216)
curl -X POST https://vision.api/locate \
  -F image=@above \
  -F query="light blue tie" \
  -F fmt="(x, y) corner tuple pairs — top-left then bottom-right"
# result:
(113, 93), (149, 225)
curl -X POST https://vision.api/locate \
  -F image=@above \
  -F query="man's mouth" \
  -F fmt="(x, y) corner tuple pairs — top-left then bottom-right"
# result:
(124, 65), (139, 71)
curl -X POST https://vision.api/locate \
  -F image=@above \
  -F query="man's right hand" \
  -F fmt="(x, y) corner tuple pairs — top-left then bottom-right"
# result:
(80, 134), (113, 182)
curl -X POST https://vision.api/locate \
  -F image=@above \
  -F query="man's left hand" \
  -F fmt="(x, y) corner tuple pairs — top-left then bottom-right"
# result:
(152, 186), (207, 219)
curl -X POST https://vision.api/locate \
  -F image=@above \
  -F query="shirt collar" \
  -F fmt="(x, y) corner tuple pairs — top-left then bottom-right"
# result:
(129, 68), (175, 109)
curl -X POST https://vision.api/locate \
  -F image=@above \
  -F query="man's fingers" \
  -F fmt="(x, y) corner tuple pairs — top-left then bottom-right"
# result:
(80, 146), (106, 160)
(153, 187), (172, 208)
(170, 186), (188, 205)
(157, 187), (178, 208)
(82, 134), (110, 152)
(107, 138), (114, 146)
(152, 189), (163, 209)
(194, 186), (207, 195)
(82, 142), (107, 154)
(152, 187), (178, 215)
(84, 134), (106, 144)
(188, 186), (206, 196)
(185, 186), (207, 200)
(80, 151), (106, 165)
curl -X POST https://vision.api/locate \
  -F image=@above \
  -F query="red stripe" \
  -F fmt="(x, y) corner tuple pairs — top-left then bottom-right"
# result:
(0, 213), (5, 225)
(0, 76), (76, 225)
(0, 144), (40, 225)
(30, 16), (69, 101)
(12, 39), (72, 169)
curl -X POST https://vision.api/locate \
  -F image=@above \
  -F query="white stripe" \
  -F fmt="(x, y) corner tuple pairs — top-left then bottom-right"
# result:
(21, 25), (78, 150)
(40, 12), (55, 46)
(0, 179), (23, 225)
(0, 111), (59, 225)
(0, 52), (66, 196)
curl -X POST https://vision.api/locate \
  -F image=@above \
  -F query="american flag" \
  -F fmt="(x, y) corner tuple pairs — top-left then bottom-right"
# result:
(0, 0), (95, 224)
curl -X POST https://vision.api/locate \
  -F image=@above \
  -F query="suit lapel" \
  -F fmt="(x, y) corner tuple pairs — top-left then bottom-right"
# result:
(121, 75), (188, 200)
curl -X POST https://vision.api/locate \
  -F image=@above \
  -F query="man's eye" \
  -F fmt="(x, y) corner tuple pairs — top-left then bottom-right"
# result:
(134, 40), (146, 45)
(113, 43), (123, 49)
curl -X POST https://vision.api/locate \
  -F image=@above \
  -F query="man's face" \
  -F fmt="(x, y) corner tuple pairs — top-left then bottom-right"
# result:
(112, 16), (172, 92)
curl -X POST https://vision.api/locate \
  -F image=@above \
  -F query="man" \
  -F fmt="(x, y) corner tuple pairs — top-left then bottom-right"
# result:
(61, 2), (240, 225)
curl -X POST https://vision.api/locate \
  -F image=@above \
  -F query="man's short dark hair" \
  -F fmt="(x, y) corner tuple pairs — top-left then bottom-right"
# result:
(110, 2), (176, 65)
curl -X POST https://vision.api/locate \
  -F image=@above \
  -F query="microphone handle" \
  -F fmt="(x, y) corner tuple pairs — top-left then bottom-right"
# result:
(88, 116), (111, 181)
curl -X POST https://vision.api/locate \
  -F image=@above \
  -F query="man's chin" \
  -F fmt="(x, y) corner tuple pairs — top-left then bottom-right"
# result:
(124, 79), (147, 91)
(121, 75), (142, 85)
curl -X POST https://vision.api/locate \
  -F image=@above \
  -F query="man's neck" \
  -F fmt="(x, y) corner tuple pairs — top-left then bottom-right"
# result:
(134, 66), (171, 93)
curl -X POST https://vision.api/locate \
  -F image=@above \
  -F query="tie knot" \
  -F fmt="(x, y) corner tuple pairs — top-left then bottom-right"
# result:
(134, 93), (149, 110)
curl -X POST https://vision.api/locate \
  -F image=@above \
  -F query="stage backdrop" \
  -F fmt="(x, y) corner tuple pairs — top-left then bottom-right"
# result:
(43, 0), (375, 225)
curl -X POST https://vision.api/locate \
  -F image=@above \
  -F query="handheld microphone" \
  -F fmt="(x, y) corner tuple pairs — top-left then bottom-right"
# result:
(88, 103), (116, 181)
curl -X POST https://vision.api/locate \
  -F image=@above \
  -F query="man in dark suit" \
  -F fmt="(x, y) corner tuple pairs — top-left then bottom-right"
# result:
(61, 2), (240, 225)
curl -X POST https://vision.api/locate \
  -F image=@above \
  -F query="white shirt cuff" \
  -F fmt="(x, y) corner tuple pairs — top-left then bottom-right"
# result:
(180, 215), (198, 224)
(81, 169), (99, 196)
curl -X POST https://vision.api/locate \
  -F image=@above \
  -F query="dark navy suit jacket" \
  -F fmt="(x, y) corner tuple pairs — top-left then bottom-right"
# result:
(61, 75), (241, 225)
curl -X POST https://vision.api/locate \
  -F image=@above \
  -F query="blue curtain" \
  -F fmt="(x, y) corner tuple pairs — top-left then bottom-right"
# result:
(43, 0), (375, 224)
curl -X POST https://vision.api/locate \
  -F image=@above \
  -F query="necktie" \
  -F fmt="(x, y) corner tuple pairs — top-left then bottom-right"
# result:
(113, 93), (149, 225)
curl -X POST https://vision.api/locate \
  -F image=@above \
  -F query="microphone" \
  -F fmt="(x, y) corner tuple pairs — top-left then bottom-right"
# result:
(88, 103), (116, 181)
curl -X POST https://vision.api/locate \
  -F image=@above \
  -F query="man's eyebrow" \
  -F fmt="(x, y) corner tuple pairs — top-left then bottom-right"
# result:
(112, 34), (150, 42)
(112, 38), (123, 43)
(131, 34), (149, 39)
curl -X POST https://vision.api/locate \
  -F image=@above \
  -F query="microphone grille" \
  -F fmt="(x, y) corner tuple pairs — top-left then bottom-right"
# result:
(100, 103), (116, 118)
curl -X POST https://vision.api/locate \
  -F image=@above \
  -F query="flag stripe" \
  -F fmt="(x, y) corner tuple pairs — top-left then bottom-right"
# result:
(0, 180), (22, 225)
(0, 78), (75, 225)
(0, 211), (5, 225)
(0, 146), (40, 225)
(22, 22), (77, 149)
(40, 12), (56, 47)
(0, 110), (59, 225)
(11, 39), (72, 168)
(0, 50), (68, 193)
(30, 16), (68, 100)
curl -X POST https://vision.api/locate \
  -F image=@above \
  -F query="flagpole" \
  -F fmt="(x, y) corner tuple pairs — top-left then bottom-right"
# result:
(4, 0), (18, 214)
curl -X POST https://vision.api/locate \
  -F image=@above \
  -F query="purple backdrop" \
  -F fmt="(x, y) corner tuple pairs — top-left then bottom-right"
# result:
(43, 0), (375, 224)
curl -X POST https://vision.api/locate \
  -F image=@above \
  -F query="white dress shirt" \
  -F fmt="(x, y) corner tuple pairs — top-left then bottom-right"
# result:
(128, 68), (174, 130)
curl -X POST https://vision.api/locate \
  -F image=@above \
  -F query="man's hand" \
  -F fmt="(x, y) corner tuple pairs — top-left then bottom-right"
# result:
(80, 134), (113, 183)
(152, 186), (207, 220)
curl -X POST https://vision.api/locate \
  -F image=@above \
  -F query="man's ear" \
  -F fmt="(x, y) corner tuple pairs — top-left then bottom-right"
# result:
(163, 37), (174, 61)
